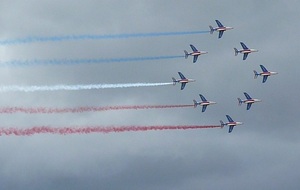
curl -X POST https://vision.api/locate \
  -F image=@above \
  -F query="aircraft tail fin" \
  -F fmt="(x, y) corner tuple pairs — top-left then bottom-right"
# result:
(184, 50), (189, 59)
(193, 100), (198, 108)
(209, 26), (214, 34)
(253, 70), (259, 79)
(234, 48), (239, 56)
(237, 98), (242, 106)
(172, 77), (177, 85)
(220, 120), (225, 128)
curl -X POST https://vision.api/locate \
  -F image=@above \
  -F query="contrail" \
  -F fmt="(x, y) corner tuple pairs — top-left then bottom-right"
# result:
(0, 105), (194, 114)
(0, 30), (209, 45)
(0, 83), (173, 92)
(0, 55), (184, 67)
(0, 125), (222, 136)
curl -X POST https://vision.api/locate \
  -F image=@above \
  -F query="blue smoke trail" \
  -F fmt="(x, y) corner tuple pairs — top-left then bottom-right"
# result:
(0, 55), (184, 67)
(0, 31), (209, 45)
(0, 83), (173, 92)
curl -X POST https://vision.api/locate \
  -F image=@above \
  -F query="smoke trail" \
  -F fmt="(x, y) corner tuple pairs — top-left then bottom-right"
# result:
(0, 125), (222, 136)
(0, 105), (194, 114)
(0, 55), (184, 67)
(0, 83), (173, 92)
(0, 31), (209, 45)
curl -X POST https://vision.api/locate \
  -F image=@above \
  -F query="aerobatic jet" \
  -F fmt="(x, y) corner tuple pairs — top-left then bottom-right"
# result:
(193, 94), (216, 112)
(238, 92), (261, 110)
(172, 72), (195, 90)
(254, 65), (278, 83)
(184, 44), (208, 63)
(234, 42), (258, 60)
(209, 20), (233, 39)
(220, 115), (243, 133)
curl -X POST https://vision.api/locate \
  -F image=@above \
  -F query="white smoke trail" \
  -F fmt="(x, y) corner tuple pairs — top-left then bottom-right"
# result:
(0, 83), (173, 92)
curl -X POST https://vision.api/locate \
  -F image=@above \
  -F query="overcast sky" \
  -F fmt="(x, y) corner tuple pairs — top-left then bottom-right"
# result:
(0, 0), (299, 189)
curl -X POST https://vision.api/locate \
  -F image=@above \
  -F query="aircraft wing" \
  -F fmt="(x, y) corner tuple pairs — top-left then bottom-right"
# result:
(228, 126), (234, 133)
(244, 92), (252, 100)
(240, 42), (249, 50)
(246, 103), (252, 110)
(199, 94), (207, 102)
(181, 83), (186, 90)
(226, 115), (234, 122)
(190, 44), (198, 52)
(215, 20), (224, 27)
(202, 105), (207, 112)
(178, 72), (186, 79)
(243, 53), (249, 60)
(218, 31), (224, 38)
(193, 55), (199, 63)
(263, 76), (268, 83)
(260, 65), (268, 72)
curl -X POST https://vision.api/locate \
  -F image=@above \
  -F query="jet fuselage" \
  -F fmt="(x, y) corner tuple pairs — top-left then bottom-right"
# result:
(177, 79), (195, 83)
(215, 26), (233, 31)
(260, 71), (278, 76)
(226, 121), (243, 126)
(239, 49), (258, 54)
(242, 99), (261, 104)
(189, 51), (208, 56)
(200, 101), (216, 106)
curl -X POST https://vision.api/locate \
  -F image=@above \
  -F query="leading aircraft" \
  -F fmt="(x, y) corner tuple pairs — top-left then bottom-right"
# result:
(254, 65), (278, 83)
(238, 92), (261, 110)
(193, 94), (216, 112)
(209, 20), (233, 39)
(184, 44), (208, 63)
(234, 42), (258, 60)
(220, 115), (243, 133)
(172, 72), (195, 90)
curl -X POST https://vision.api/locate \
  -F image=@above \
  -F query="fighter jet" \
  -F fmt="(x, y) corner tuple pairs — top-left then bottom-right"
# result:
(193, 94), (216, 112)
(220, 115), (243, 133)
(238, 92), (261, 110)
(254, 65), (278, 83)
(209, 20), (233, 39)
(172, 72), (195, 90)
(234, 42), (258, 60)
(184, 44), (208, 63)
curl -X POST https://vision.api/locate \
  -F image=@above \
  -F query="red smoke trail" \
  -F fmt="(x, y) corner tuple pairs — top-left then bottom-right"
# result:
(0, 125), (222, 136)
(0, 105), (194, 114)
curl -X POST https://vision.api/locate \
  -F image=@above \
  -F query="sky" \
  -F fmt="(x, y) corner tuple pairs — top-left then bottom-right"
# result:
(0, 0), (299, 189)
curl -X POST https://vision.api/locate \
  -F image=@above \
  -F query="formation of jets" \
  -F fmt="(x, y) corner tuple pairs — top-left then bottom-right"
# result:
(174, 20), (279, 133)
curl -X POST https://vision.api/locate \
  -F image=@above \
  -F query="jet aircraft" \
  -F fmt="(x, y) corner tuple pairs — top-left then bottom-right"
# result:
(254, 65), (278, 83)
(193, 94), (216, 112)
(172, 72), (195, 90)
(209, 20), (233, 38)
(234, 42), (258, 60)
(238, 92), (261, 110)
(184, 44), (208, 63)
(220, 115), (243, 133)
